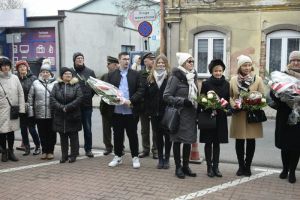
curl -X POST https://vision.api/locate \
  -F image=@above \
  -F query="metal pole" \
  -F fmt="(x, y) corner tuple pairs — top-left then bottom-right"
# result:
(11, 33), (15, 68)
(160, 0), (166, 55)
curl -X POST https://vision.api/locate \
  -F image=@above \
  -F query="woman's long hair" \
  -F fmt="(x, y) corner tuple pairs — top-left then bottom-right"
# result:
(147, 54), (170, 83)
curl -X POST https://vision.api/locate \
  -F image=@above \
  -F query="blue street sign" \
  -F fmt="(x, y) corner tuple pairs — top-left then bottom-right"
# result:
(138, 21), (153, 37)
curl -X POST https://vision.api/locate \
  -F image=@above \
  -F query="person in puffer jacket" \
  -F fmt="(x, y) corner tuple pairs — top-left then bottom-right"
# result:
(28, 59), (57, 160)
(50, 67), (83, 163)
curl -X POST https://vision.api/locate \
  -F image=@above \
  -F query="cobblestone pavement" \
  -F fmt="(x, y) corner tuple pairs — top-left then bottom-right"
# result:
(0, 142), (299, 200)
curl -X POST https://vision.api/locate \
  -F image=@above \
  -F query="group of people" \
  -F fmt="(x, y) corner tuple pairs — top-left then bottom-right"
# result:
(0, 50), (299, 184)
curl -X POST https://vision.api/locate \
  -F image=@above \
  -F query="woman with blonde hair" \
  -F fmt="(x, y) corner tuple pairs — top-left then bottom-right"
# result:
(144, 54), (172, 169)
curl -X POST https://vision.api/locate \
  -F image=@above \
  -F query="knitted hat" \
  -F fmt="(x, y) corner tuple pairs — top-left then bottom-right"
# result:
(73, 52), (84, 62)
(60, 67), (73, 77)
(16, 60), (29, 70)
(40, 58), (52, 72)
(0, 56), (12, 68)
(289, 51), (300, 62)
(107, 56), (119, 64)
(176, 52), (193, 66)
(208, 59), (226, 73)
(237, 55), (252, 68)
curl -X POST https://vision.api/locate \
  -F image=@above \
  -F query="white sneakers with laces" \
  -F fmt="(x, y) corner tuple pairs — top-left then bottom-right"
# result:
(108, 156), (122, 167)
(132, 157), (140, 169)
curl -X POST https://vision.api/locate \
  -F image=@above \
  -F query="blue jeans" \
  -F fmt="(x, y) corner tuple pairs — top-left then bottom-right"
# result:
(81, 108), (93, 152)
(20, 116), (40, 148)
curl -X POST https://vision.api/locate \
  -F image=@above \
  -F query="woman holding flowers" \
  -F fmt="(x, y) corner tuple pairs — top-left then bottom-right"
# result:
(270, 51), (300, 183)
(144, 54), (172, 169)
(229, 55), (264, 177)
(163, 52), (198, 179)
(199, 59), (229, 178)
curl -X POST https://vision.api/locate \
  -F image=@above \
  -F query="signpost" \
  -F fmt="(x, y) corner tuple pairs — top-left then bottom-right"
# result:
(138, 21), (153, 51)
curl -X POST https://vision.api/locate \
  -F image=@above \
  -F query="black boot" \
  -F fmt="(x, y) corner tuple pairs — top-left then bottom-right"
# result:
(23, 145), (30, 156)
(212, 144), (222, 177)
(173, 142), (185, 179)
(279, 150), (289, 179)
(236, 140), (245, 176)
(175, 166), (185, 179)
(207, 165), (214, 177)
(205, 143), (214, 177)
(1, 149), (8, 162)
(8, 149), (19, 161)
(69, 156), (77, 163)
(288, 171), (296, 183)
(213, 164), (222, 177)
(244, 139), (255, 177)
(163, 158), (170, 169)
(157, 158), (164, 169)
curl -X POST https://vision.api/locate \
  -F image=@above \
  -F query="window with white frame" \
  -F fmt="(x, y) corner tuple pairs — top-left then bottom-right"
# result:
(194, 31), (226, 77)
(266, 30), (300, 72)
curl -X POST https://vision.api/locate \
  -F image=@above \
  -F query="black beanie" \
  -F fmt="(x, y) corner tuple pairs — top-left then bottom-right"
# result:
(208, 59), (226, 73)
(0, 56), (12, 68)
(60, 67), (73, 77)
(73, 52), (84, 62)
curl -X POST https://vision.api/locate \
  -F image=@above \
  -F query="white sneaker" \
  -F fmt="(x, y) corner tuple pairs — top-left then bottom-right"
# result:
(108, 156), (122, 167)
(132, 157), (140, 169)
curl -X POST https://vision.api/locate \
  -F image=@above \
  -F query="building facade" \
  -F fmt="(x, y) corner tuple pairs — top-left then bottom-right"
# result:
(165, 0), (300, 78)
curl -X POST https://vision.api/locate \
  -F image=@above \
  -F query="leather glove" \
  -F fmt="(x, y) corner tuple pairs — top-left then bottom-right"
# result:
(184, 99), (193, 107)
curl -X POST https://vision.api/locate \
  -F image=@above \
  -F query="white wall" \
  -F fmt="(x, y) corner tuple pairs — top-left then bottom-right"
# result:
(60, 11), (142, 77)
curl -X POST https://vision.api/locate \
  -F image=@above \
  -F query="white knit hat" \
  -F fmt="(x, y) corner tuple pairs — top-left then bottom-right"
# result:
(237, 55), (252, 68)
(289, 51), (300, 62)
(176, 52), (193, 66)
(40, 58), (52, 72)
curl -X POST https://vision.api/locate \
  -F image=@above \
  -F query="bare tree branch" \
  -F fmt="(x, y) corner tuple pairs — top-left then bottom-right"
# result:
(0, 0), (23, 10)
(114, 0), (158, 14)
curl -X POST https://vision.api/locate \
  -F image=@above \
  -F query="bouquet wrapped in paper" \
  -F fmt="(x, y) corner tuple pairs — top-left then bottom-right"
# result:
(239, 91), (267, 111)
(265, 71), (300, 125)
(87, 77), (125, 105)
(197, 90), (228, 114)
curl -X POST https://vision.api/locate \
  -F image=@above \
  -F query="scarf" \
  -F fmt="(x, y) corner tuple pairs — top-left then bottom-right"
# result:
(286, 69), (300, 79)
(154, 68), (167, 88)
(177, 66), (198, 107)
(209, 75), (226, 86)
(237, 73), (255, 92)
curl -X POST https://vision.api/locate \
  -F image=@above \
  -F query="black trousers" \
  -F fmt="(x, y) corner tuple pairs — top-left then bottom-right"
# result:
(36, 119), (56, 154)
(20, 116), (40, 148)
(151, 115), (172, 159)
(112, 113), (139, 157)
(204, 142), (220, 166)
(0, 132), (15, 150)
(59, 132), (79, 159)
(101, 113), (113, 151)
(281, 149), (300, 174)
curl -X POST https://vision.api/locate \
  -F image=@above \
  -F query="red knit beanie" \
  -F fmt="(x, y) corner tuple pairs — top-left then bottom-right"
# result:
(16, 60), (29, 70)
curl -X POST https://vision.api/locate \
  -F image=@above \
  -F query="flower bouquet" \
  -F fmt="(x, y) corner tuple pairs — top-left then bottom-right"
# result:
(264, 71), (300, 125)
(238, 91), (267, 123)
(87, 77), (124, 105)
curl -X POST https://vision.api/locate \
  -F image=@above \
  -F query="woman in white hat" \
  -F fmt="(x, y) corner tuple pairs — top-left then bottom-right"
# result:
(163, 52), (198, 179)
(229, 55), (264, 177)
(270, 50), (300, 183)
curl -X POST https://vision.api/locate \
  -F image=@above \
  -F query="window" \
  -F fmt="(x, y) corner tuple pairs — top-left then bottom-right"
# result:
(194, 31), (226, 77)
(266, 30), (300, 72)
(121, 45), (135, 52)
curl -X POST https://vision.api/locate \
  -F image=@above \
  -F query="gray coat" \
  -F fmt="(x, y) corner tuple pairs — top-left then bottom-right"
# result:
(28, 76), (57, 119)
(163, 68), (197, 144)
(0, 73), (25, 133)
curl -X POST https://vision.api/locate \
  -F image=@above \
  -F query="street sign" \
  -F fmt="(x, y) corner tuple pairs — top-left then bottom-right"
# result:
(133, 10), (156, 21)
(138, 21), (153, 37)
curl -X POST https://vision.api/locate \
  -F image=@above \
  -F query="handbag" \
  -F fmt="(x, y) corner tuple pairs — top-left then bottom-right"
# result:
(161, 106), (180, 134)
(0, 82), (20, 119)
(198, 111), (217, 129)
(247, 109), (267, 123)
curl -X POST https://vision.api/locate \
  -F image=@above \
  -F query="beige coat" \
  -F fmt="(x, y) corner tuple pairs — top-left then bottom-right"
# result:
(0, 73), (25, 133)
(229, 74), (264, 139)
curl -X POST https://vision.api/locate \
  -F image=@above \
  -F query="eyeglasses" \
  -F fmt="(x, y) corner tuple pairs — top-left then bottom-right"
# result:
(187, 60), (194, 64)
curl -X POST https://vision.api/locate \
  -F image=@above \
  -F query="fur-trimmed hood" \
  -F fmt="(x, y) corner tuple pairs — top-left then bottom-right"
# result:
(57, 77), (79, 85)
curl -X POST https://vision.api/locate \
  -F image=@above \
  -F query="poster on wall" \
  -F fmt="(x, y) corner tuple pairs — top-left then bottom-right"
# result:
(9, 27), (56, 71)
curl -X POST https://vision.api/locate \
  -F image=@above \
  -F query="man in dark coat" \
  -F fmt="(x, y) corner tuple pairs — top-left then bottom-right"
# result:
(107, 52), (145, 169)
(100, 56), (119, 155)
(138, 52), (158, 159)
(72, 52), (96, 157)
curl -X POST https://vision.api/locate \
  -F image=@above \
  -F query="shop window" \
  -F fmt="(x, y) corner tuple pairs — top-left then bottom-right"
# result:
(194, 31), (226, 77)
(266, 30), (300, 72)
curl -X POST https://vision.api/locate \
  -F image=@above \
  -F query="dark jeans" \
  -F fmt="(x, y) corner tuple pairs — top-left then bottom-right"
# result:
(59, 132), (79, 159)
(20, 116), (40, 148)
(112, 113), (139, 157)
(0, 132), (15, 150)
(152, 115), (172, 159)
(36, 119), (56, 154)
(81, 108), (93, 152)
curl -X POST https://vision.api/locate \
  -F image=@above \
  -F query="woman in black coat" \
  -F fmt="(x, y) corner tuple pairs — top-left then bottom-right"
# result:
(144, 54), (172, 169)
(50, 67), (83, 163)
(270, 50), (300, 184)
(199, 59), (229, 178)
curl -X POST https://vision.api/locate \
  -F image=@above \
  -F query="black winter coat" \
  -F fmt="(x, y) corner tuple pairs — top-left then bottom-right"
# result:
(73, 65), (96, 108)
(144, 77), (168, 117)
(199, 76), (229, 143)
(50, 77), (83, 133)
(18, 72), (37, 102)
(270, 91), (300, 151)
